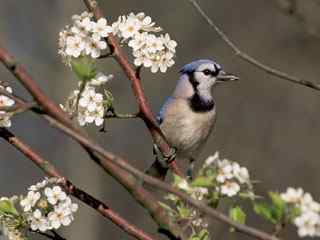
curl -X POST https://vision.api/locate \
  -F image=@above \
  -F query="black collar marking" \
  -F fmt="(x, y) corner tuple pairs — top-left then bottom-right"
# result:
(187, 72), (215, 112)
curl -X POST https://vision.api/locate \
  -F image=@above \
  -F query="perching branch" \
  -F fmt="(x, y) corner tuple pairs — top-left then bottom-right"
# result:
(45, 116), (279, 240)
(0, 127), (157, 240)
(188, 0), (320, 91)
(82, 0), (183, 176)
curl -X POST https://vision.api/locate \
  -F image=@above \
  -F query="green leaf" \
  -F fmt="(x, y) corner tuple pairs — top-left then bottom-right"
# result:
(177, 205), (191, 218)
(269, 192), (285, 222)
(288, 206), (301, 222)
(173, 174), (184, 186)
(198, 229), (209, 240)
(189, 229), (209, 240)
(71, 56), (97, 81)
(104, 90), (114, 109)
(254, 202), (277, 224)
(0, 198), (19, 216)
(229, 206), (246, 224)
(158, 202), (175, 213)
(208, 191), (220, 209)
(191, 176), (215, 188)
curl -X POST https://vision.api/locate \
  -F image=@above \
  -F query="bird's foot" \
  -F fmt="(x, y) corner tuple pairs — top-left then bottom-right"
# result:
(153, 144), (177, 167)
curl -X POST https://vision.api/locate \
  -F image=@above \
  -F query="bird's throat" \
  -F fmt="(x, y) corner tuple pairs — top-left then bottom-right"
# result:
(189, 93), (215, 112)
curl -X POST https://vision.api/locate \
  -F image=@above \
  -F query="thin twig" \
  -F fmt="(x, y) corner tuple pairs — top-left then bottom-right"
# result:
(272, 221), (286, 238)
(0, 102), (37, 113)
(105, 108), (139, 119)
(188, 0), (320, 91)
(0, 128), (157, 240)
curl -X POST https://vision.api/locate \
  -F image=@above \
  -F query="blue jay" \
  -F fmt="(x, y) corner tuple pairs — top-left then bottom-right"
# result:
(147, 59), (239, 179)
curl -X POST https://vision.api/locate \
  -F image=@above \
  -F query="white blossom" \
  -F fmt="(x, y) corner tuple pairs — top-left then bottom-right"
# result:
(21, 179), (78, 232)
(112, 12), (177, 73)
(161, 33), (177, 52)
(191, 187), (209, 201)
(60, 74), (112, 127)
(65, 35), (85, 58)
(30, 209), (49, 232)
(280, 187), (320, 237)
(59, 12), (109, 61)
(204, 152), (253, 198)
(77, 86), (105, 126)
(177, 179), (191, 192)
(0, 85), (15, 128)
(89, 73), (113, 86)
(216, 160), (233, 183)
(301, 193), (320, 213)
(281, 187), (304, 204)
(232, 162), (250, 184)
(91, 18), (113, 38)
(128, 32), (148, 51)
(72, 11), (93, 22)
(44, 186), (67, 205)
(84, 37), (107, 58)
(294, 211), (320, 237)
(74, 17), (92, 34)
(220, 181), (240, 197)
(20, 191), (41, 212)
(204, 152), (219, 167)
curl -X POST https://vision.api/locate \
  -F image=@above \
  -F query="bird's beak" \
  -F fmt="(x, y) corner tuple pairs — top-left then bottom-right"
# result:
(216, 71), (239, 83)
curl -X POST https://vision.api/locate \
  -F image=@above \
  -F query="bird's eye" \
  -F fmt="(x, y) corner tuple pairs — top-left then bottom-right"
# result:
(203, 69), (212, 76)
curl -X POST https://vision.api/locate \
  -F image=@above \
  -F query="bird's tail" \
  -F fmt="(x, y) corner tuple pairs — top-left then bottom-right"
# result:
(145, 159), (169, 180)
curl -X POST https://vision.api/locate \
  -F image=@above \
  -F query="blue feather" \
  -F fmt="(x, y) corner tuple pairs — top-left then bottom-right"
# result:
(179, 59), (221, 74)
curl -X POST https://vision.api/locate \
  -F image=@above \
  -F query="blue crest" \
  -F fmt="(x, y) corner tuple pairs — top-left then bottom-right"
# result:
(179, 59), (221, 74)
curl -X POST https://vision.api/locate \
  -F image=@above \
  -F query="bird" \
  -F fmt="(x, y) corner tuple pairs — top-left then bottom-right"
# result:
(146, 59), (239, 180)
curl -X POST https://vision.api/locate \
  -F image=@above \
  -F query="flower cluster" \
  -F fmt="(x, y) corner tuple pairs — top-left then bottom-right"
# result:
(60, 73), (113, 127)
(281, 187), (320, 237)
(59, 12), (177, 73)
(0, 84), (15, 128)
(112, 12), (177, 73)
(160, 152), (254, 240)
(204, 152), (251, 197)
(58, 11), (112, 63)
(162, 176), (209, 239)
(20, 178), (78, 232)
(174, 178), (209, 229)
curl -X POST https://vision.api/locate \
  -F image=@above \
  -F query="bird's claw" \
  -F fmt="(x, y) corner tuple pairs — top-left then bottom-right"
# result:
(153, 144), (177, 166)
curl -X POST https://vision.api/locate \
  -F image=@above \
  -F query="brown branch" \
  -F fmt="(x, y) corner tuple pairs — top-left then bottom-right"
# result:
(0, 127), (157, 240)
(0, 46), (186, 239)
(188, 0), (320, 91)
(82, 0), (183, 176)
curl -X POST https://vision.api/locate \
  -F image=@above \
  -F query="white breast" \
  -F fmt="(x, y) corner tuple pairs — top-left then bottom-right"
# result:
(160, 97), (216, 157)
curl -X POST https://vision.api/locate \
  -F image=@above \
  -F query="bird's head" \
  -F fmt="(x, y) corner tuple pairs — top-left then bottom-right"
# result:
(174, 59), (239, 99)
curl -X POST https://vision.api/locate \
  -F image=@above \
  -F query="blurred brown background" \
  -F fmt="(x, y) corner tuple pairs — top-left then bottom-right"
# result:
(1, 0), (320, 239)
